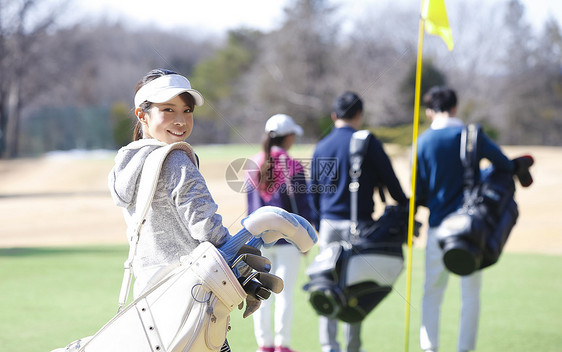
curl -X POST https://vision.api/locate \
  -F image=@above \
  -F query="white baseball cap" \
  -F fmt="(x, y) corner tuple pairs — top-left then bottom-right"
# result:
(265, 114), (304, 137)
(134, 74), (204, 108)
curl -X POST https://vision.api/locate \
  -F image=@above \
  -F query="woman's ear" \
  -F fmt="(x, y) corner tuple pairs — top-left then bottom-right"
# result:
(135, 107), (147, 123)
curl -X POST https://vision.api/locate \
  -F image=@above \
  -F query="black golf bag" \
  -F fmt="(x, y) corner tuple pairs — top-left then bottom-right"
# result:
(303, 130), (418, 323)
(436, 124), (533, 276)
(303, 204), (414, 323)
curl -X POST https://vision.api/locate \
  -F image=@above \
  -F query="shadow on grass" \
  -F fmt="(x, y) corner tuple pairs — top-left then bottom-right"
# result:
(0, 245), (126, 257)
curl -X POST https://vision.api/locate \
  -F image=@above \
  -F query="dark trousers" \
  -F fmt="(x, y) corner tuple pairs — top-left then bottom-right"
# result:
(221, 339), (231, 352)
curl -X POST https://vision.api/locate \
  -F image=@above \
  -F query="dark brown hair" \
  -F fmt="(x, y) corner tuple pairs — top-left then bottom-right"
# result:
(258, 132), (290, 192)
(423, 86), (458, 113)
(333, 91), (363, 120)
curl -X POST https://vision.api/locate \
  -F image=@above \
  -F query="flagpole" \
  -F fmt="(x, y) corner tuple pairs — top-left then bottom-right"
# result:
(404, 1), (426, 351)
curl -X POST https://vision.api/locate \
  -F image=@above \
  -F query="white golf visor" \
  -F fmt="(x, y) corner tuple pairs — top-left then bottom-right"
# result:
(134, 74), (204, 108)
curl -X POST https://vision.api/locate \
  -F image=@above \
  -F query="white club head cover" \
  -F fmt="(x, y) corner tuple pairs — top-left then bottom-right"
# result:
(242, 206), (318, 252)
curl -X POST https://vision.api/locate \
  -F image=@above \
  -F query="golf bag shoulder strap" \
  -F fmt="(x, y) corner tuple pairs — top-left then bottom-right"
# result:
(349, 130), (372, 234)
(460, 123), (481, 190)
(134, 142), (196, 224)
(118, 142), (197, 311)
(349, 129), (371, 175)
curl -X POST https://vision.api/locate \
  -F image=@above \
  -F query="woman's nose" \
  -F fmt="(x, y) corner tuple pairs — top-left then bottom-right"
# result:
(174, 113), (186, 125)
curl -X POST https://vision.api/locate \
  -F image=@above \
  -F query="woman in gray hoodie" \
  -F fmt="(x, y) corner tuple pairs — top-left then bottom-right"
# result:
(108, 69), (231, 298)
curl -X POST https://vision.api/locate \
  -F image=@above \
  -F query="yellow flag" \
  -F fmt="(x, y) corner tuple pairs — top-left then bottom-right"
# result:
(422, 0), (454, 51)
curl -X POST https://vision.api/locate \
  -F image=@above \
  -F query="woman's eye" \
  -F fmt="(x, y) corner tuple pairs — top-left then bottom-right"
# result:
(163, 108), (173, 112)
(184, 108), (193, 113)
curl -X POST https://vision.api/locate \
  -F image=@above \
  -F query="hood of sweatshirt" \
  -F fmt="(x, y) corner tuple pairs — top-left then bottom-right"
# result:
(108, 139), (169, 209)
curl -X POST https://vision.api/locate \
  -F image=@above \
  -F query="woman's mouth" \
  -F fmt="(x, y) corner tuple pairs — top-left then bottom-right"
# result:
(168, 130), (185, 137)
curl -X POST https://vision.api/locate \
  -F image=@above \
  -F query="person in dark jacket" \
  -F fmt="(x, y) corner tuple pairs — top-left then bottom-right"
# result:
(310, 91), (408, 352)
(415, 86), (514, 352)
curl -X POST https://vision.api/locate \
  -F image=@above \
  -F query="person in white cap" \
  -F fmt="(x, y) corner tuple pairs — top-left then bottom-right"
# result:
(108, 68), (249, 352)
(246, 114), (313, 352)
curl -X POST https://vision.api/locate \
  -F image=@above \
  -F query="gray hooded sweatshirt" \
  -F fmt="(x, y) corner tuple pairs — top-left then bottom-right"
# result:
(108, 139), (230, 295)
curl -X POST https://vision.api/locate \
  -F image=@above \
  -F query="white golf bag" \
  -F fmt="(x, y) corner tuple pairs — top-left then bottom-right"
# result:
(53, 242), (246, 352)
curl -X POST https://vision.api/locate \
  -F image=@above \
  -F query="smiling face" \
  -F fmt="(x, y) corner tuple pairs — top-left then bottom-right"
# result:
(136, 93), (195, 144)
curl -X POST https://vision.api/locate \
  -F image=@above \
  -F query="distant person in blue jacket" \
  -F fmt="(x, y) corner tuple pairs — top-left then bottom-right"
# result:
(416, 86), (514, 352)
(246, 114), (314, 352)
(310, 91), (408, 352)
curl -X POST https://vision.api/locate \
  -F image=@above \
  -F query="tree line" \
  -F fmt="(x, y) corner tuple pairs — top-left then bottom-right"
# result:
(1, 0), (560, 158)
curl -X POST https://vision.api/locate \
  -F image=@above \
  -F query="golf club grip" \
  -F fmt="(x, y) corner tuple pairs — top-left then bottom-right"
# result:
(238, 277), (271, 300)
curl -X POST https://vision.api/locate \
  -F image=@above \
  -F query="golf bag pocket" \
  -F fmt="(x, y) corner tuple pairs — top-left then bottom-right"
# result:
(52, 242), (246, 352)
(304, 241), (403, 323)
(437, 167), (519, 276)
(338, 252), (403, 323)
(304, 243), (346, 319)
(346, 253), (403, 287)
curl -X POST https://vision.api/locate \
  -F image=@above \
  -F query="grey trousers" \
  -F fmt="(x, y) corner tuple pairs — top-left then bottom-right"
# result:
(317, 219), (364, 352)
(420, 228), (481, 352)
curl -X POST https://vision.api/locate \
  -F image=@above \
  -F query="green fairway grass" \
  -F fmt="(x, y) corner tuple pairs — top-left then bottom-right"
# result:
(1, 245), (560, 352)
